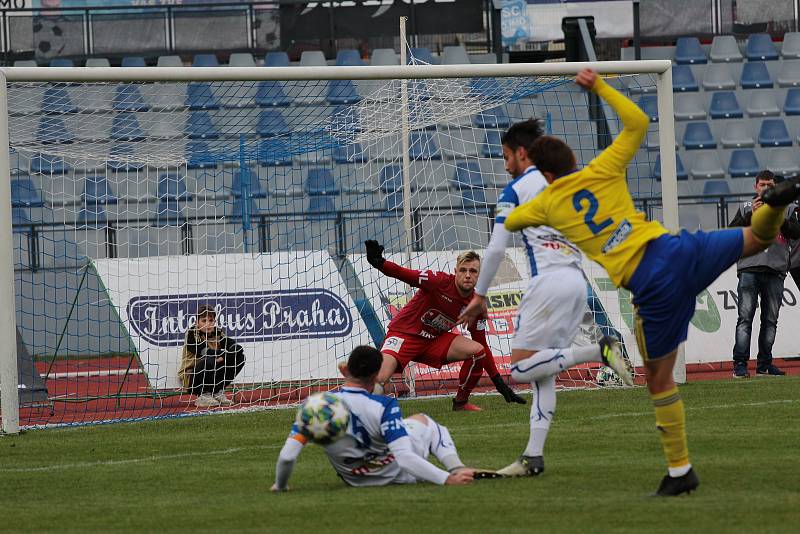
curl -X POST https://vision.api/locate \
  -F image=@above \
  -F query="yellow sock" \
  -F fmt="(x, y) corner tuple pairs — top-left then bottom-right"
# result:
(751, 204), (785, 243)
(652, 387), (689, 469)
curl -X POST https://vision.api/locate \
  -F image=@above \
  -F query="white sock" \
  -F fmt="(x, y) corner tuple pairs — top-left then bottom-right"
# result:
(511, 345), (601, 384)
(523, 375), (556, 457)
(668, 463), (692, 478)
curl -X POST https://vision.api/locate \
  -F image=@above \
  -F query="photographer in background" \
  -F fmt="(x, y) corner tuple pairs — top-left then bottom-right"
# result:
(728, 171), (800, 378)
(179, 304), (246, 407)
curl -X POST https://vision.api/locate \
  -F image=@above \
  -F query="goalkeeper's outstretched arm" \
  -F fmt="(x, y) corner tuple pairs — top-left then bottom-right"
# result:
(364, 240), (424, 287)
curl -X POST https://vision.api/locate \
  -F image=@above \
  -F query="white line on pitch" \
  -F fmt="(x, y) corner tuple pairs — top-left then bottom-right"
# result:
(0, 444), (281, 474)
(589, 398), (799, 420)
(41, 368), (143, 380)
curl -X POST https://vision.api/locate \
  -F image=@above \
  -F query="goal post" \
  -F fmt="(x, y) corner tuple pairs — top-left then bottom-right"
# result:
(0, 59), (676, 431)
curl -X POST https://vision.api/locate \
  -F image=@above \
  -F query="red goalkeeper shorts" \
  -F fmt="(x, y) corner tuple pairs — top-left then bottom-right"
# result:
(380, 330), (459, 372)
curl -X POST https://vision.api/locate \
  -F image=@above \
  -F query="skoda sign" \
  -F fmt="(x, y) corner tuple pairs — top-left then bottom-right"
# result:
(127, 289), (353, 347)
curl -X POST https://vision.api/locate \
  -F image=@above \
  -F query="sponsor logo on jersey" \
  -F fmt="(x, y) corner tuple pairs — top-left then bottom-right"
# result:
(421, 309), (457, 331)
(601, 219), (633, 254)
(126, 289), (352, 346)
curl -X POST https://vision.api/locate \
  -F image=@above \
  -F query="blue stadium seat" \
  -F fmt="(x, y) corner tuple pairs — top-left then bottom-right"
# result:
(758, 119), (792, 147)
(186, 82), (220, 110)
(257, 109), (288, 138)
(740, 62), (773, 89)
(409, 131), (441, 160)
(107, 143), (145, 171)
(264, 51), (290, 67)
(702, 180), (732, 196)
(408, 47), (436, 64)
(37, 116), (74, 144)
(306, 168), (339, 196)
(192, 54), (219, 67)
(186, 141), (217, 169)
(450, 162), (488, 206)
(709, 91), (743, 119)
(154, 199), (185, 225)
(255, 81), (292, 107)
(333, 143), (366, 163)
(672, 65), (699, 92)
(42, 87), (78, 114)
(49, 58), (73, 67)
(186, 111), (219, 140)
(380, 164), (405, 192)
(326, 79), (360, 105)
(728, 149), (760, 178)
(111, 112), (145, 142)
(229, 197), (261, 220)
(745, 33), (779, 61)
(336, 49), (363, 66)
(482, 130), (503, 158)
(157, 173), (191, 200)
(637, 95), (658, 122)
(29, 153), (70, 175)
(13, 207), (32, 227)
(231, 169), (267, 198)
(653, 154), (688, 181)
(78, 202), (107, 226)
(83, 174), (117, 205)
(11, 179), (44, 207)
(121, 56), (145, 67)
(308, 196), (337, 220)
(674, 37), (707, 64)
(784, 88), (800, 115)
(682, 122), (716, 149)
(258, 138), (293, 166)
(473, 106), (509, 128)
(113, 84), (149, 112)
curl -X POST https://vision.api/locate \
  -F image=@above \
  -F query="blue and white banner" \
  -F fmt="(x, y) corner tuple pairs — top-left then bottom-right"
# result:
(501, 0), (531, 47)
(93, 252), (372, 389)
(517, 0), (633, 43)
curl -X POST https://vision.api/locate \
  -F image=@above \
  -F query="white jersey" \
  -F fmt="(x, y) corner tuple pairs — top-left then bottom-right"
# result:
(290, 387), (414, 487)
(494, 166), (583, 275)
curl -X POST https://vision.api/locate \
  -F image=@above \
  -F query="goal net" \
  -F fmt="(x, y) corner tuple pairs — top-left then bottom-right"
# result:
(0, 59), (675, 430)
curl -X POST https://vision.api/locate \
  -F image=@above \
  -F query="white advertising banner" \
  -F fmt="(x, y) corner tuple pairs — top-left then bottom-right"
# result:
(523, 0), (634, 42)
(93, 252), (373, 389)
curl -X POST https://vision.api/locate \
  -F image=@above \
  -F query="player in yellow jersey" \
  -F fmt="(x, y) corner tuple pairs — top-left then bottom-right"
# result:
(504, 68), (800, 496)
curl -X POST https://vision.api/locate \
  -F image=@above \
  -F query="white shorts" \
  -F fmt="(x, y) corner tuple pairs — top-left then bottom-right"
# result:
(403, 416), (433, 461)
(512, 268), (587, 351)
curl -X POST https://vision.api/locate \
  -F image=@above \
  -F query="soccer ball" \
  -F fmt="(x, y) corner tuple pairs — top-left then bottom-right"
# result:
(295, 392), (350, 445)
(595, 366), (623, 387)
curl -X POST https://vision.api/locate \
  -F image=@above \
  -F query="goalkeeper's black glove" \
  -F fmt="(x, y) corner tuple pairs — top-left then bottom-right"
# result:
(365, 240), (386, 268)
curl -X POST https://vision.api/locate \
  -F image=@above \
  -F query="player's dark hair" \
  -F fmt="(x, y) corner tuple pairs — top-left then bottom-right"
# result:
(197, 304), (216, 319)
(756, 169), (775, 183)
(528, 136), (576, 179)
(501, 119), (544, 151)
(347, 346), (383, 379)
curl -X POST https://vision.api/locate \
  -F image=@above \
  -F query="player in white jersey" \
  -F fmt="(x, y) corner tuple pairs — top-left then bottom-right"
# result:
(272, 346), (490, 490)
(458, 119), (632, 477)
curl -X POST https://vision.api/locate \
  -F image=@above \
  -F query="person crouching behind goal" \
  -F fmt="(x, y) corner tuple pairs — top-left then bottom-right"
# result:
(359, 241), (525, 411)
(179, 304), (246, 408)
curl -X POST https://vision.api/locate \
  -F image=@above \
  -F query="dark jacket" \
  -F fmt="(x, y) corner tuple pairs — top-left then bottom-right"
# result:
(729, 200), (800, 274)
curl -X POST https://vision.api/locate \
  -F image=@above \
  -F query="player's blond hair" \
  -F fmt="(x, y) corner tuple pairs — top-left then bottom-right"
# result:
(456, 250), (481, 266)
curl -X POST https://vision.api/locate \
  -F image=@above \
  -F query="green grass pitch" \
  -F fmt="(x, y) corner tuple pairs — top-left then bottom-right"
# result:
(2, 377), (799, 533)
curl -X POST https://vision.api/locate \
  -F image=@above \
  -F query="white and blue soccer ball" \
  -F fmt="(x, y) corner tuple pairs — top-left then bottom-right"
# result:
(595, 366), (623, 387)
(295, 392), (350, 445)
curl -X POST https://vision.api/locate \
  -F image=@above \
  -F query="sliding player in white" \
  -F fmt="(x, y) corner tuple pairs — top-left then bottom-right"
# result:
(458, 119), (632, 476)
(272, 346), (488, 490)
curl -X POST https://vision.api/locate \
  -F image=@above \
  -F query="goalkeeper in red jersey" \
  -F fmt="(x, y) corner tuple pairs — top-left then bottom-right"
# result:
(362, 240), (526, 411)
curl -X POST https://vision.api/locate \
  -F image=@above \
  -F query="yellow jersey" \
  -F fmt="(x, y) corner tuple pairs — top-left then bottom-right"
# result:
(505, 78), (668, 288)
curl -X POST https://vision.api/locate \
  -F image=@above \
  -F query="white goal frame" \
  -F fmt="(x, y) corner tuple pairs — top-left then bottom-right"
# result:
(0, 60), (676, 434)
